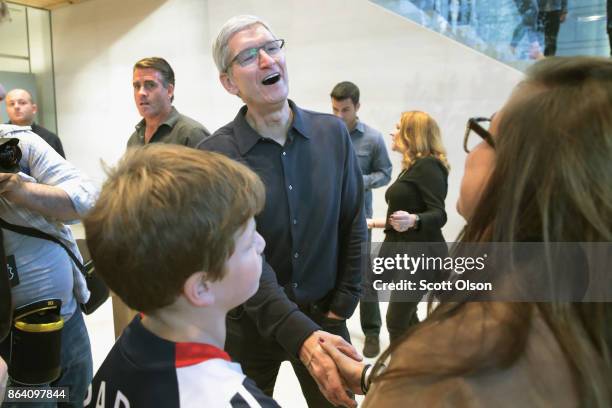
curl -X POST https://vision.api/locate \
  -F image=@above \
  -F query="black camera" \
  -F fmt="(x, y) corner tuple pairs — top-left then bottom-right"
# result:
(0, 138), (22, 173)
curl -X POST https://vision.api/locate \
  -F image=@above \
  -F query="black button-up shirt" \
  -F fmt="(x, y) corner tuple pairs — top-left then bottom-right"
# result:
(198, 100), (366, 355)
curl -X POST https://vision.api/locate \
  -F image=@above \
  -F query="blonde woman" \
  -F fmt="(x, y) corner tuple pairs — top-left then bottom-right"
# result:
(369, 111), (449, 343)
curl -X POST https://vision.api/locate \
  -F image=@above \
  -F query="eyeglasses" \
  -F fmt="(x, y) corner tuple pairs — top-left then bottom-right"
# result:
(229, 39), (285, 69)
(463, 117), (495, 153)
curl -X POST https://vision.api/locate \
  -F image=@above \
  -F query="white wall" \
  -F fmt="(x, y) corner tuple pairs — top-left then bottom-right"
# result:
(52, 0), (214, 182)
(52, 0), (523, 243)
(29, 7), (57, 133)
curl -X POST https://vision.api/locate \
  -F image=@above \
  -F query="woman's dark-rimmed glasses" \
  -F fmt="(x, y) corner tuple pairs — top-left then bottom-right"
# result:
(463, 117), (495, 153)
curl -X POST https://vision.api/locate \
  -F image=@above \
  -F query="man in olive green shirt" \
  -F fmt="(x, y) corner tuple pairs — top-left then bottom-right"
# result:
(127, 57), (209, 147)
(116, 57), (210, 338)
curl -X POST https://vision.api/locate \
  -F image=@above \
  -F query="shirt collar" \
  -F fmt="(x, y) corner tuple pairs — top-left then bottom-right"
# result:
(6, 120), (36, 127)
(351, 119), (365, 135)
(135, 106), (179, 131)
(1, 123), (31, 137)
(123, 315), (232, 369)
(175, 342), (231, 367)
(233, 99), (310, 156)
(289, 99), (310, 139)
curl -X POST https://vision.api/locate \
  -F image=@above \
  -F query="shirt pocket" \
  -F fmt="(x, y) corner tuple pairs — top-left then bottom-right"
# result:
(355, 149), (372, 174)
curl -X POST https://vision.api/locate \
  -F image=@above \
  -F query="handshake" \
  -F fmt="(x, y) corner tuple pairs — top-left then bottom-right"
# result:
(300, 330), (379, 407)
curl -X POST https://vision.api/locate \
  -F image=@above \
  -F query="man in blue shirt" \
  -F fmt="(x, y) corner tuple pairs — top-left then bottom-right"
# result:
(331, 81), (392, 358)
(199, 15), (366, 408)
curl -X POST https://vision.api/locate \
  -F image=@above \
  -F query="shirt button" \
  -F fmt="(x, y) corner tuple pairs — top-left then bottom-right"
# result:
(282, 151), (287, 156)
(292, 282), (298, 288)
(293, 252), (299, 259)
(293, 218), (297, 225)
(288, 185), (293, 190)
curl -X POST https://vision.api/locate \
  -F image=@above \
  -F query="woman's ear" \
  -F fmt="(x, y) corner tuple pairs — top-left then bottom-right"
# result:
(183, 272), (215, 307)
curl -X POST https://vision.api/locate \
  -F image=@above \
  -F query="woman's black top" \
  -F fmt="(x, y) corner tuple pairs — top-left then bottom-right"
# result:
(383, 156), (448, 243)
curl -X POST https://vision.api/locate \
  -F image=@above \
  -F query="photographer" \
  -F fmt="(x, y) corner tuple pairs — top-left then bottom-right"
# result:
(0, 120), (97, 407)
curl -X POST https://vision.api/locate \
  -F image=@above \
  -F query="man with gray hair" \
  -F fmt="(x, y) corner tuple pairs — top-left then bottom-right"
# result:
(199, 15), (367, 408)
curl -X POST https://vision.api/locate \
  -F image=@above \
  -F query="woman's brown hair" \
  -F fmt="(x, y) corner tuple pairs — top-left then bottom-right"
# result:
(373, 57), (612, 406)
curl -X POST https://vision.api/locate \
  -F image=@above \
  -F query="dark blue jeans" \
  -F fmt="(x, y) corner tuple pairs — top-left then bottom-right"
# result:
(537, 10), (562, 56)
(359, 230), (382, 336)
(2, 309), (93, 408)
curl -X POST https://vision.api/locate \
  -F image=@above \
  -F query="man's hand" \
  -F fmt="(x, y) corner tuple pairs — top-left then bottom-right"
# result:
(299, 330), (362, 407)
(560, 11), (568, 23)
(319, 338), (366, 395)
(0, 172), (23, 197)
(367, 218), (386, 229)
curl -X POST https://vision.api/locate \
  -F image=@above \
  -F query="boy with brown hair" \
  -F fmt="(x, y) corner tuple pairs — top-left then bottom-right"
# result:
(83, 144), (279, 407)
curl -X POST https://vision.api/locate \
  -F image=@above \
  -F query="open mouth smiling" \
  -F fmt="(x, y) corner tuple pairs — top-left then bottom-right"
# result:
(261, 73), (281, 85)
